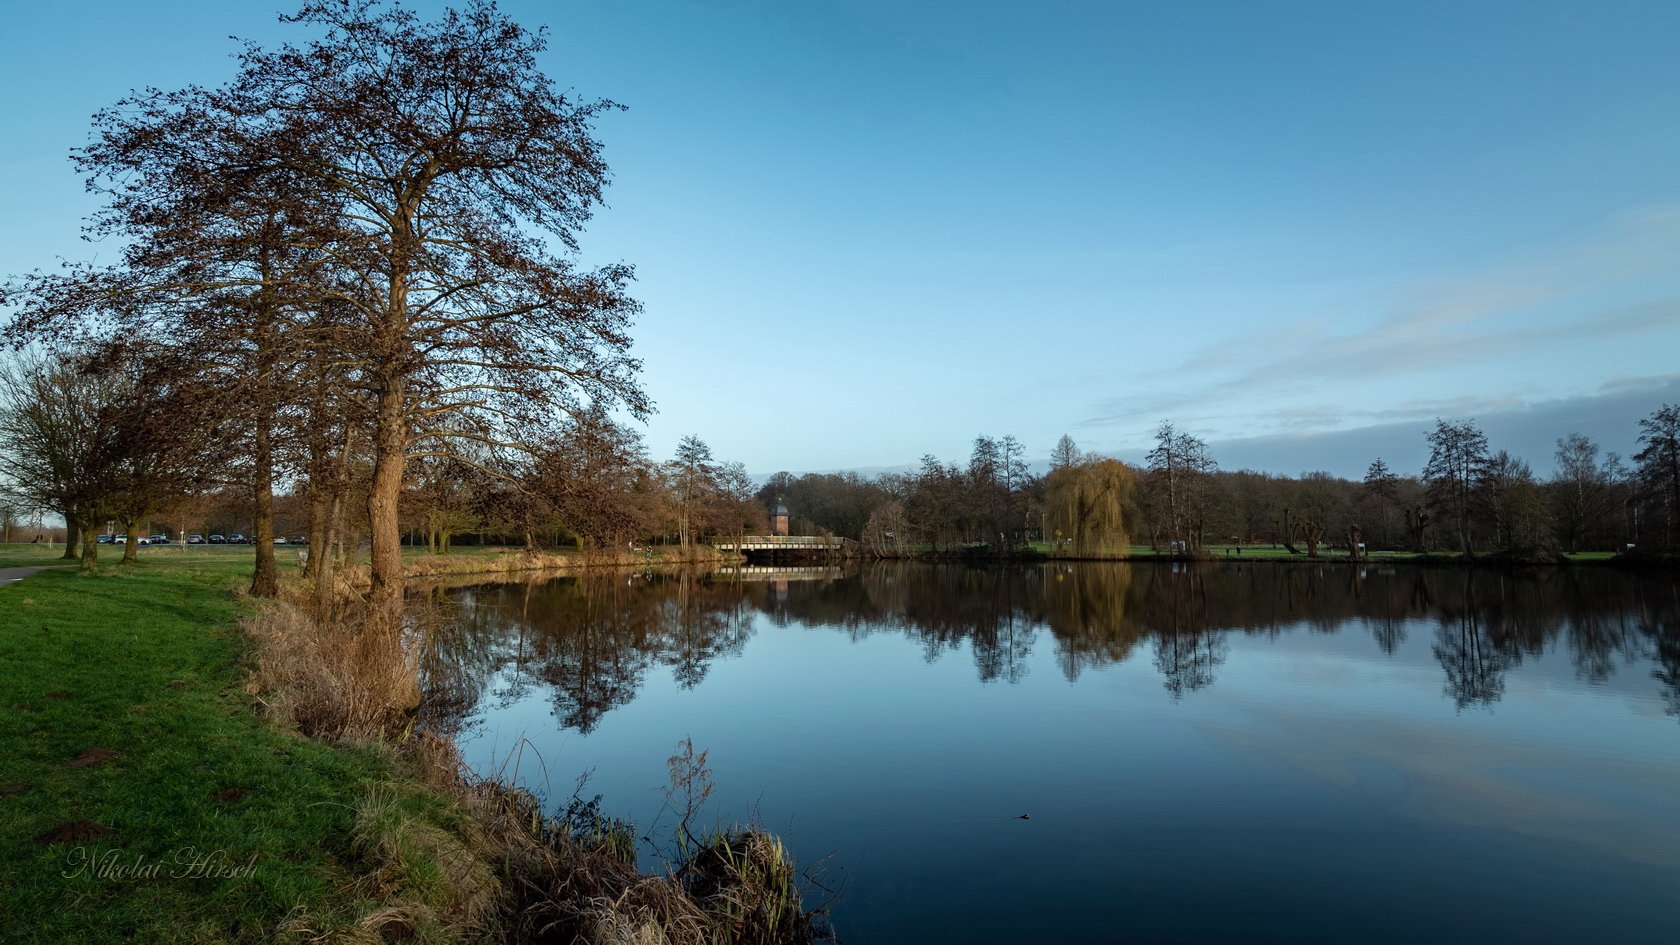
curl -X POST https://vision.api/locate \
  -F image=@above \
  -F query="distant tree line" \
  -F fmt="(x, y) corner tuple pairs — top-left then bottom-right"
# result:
(744, 409), (1680, 560)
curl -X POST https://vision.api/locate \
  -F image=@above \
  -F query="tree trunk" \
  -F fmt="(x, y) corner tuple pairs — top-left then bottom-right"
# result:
(62, 512), (81, 560)
(78, 524), (99, 572)
(123, 521), (140, 563)
(313, 427), (356, 613)
(250, 418), (278, 597)
(314, 487), (342, 615)
(368, 380), (407, 631)
(305, 489), (328, 581)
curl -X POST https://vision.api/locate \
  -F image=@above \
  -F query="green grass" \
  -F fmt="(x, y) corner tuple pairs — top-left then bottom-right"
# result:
(0, 542), (74, 570)
(0, 553), (399, 944)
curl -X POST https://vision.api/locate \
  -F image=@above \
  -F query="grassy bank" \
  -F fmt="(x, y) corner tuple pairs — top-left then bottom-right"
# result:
(0, 548), (828, 944)
(0, 553), (398, 943)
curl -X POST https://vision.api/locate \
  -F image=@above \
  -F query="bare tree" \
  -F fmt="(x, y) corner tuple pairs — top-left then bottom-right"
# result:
(1146, 421), (1216, 549)
(1360, 458), (1400, 549)
(519, 408), (653, 549)
(1634, 403), (1680, 552)
(862, 501), (908, 555)
(0, 493), (22, 543)
(1482, 450), (1549, 552)
(1551, 434), (1606, 553)
(0, 351), (128, 571)
(1423, 419), (1489, 556)
(1050, 434), (1082, 471)
(904, 454), (962, 552)
(667, 436), (717, 554)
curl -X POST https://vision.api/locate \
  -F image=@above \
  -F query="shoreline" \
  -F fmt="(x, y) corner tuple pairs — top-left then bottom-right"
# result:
(0, 548), (831, 944)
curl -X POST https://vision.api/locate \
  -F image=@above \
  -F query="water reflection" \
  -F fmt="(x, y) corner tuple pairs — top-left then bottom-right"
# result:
(423, 563), (1680, 732)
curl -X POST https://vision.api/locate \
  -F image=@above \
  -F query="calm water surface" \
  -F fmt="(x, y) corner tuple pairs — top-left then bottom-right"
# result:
(429, 563), (1680, 944)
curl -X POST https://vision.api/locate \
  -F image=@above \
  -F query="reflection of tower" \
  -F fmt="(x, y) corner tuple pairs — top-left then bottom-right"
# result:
(771, 497), (790, 536)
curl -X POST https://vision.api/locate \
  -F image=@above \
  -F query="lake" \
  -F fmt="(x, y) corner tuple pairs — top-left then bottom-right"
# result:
(427, 562), (1680, 944)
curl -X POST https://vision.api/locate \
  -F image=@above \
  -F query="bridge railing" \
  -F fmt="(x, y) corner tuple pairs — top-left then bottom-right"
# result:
(711, 535), (851, 548)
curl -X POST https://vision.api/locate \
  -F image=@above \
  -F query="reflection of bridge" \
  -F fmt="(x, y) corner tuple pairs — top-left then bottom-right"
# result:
(712, 565), (844, 582)
(711, 535), (855, 561)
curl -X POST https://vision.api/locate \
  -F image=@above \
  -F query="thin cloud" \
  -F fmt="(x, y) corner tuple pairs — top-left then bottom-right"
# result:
(1202, 376), (1680, 478)
(1082, 205), (1680, 436)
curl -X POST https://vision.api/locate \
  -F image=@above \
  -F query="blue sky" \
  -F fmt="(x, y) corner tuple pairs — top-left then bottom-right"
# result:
(3, 1), (1678, 478)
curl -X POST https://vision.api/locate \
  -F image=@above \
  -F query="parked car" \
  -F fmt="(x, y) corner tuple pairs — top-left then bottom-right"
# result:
(208, 534), (226, 544)
(148, 535), (169, 545)
(113, 534), (127, 543)
(290, 536), (308, 545)
(229, 534), (248, 544)
(273, 537), (288, 544)
(96, 534), (114, 544)
(188, 534), (205, 544)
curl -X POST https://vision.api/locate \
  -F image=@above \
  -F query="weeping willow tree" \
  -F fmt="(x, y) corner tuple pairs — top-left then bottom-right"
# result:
(1045, 458), (1138, 556)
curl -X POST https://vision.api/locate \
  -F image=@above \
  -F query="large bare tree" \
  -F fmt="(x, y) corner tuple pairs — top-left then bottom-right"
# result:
(15, 2), (645, 625)
(252, 1), (648, 628)
(1423, 419), (1490, 557)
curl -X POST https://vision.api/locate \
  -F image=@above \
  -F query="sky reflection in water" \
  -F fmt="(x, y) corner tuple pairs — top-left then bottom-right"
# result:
(432, 563), (1680, 944)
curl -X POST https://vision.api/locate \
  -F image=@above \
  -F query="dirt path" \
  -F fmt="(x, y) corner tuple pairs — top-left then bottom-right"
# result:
(0, 566), (55, 585)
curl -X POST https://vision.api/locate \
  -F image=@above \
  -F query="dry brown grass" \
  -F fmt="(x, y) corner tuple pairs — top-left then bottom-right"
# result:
(244, 599), (419, 741)
(680, 832), (805, 945)
(276, 777), (502, 945)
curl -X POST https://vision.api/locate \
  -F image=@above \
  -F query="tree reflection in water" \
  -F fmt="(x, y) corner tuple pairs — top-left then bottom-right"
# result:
(424, 563), (1680, 733)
